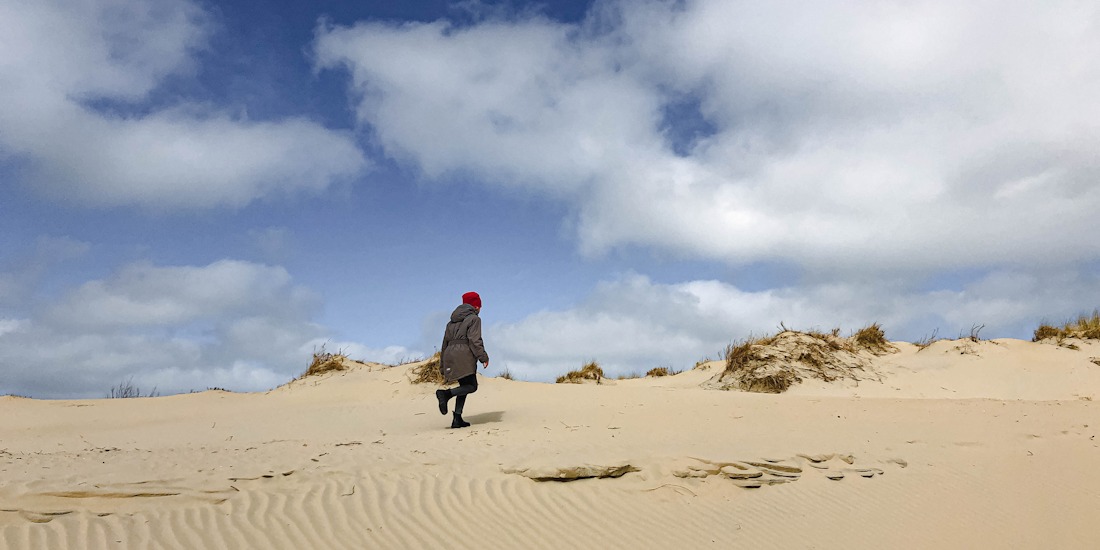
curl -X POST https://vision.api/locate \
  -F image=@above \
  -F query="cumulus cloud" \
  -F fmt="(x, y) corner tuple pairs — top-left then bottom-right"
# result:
(491, 269), (1100, 381)
(314, 0), (1100, 272)
(0, 0), (365, 208)
(301, 338), (424, 367)
(0, 259), (330, 398)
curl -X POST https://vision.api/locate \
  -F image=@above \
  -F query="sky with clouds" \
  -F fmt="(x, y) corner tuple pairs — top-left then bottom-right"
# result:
(2, 0), (1099, 398)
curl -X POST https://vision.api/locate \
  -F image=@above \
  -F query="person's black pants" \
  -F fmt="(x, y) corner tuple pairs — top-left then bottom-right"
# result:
(448, 374), (477, 414)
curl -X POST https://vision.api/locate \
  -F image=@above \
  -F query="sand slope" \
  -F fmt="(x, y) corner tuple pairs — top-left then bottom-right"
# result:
(2, 339), (1098, 549)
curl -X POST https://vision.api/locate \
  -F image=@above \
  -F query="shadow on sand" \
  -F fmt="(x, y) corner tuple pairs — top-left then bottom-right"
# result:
(465, 411), (505, 425)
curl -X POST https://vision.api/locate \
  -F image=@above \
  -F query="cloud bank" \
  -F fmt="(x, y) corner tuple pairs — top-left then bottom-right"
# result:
(0, 255), (424, 398)
(490, 269), (1100, 381)
(0, 259), (318, 397)
(0, 0), (365, 208)
(315, 0), (1100, 272)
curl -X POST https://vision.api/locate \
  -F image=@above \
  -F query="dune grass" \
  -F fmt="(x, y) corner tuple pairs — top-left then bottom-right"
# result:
(107, 376), (159, 399)
(556, 361), (604, 384)
(719, 323), (896, 393)
(302, 344), (349, 378)
(645, 366), (682, 377)
(1034, 310), (1100, 341)
(409, 352), (446, 384)
(853, 323), (890, 352)
(914, 328), (940, 351)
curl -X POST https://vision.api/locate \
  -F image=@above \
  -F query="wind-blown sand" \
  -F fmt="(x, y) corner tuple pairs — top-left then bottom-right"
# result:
(2, 338), (1098, 549)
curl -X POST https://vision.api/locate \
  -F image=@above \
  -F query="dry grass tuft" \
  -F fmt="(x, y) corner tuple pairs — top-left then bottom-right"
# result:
(914, 328), (940, 351)
(645, 366), (682, 377)
(713, 327), (886, 393)
(108, 376), (159, 399)
(964, 324), (985, 342)
(1034, 310), (1100, 342)
(409, 353), (446, 384)
(616, 372), (641, 380)
(724, 334), (776, 373)
(741, 371), (799, 393)
(302, 344), (349, 378)
(556, 361), (604, 384)
(1033, 324), (1061, 341)
(497, 368), (514, 380)
(853, 323), (892, 353)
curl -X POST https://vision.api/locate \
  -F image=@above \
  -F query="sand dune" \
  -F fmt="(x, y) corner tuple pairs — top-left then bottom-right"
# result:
(2, 338), (1098, 549)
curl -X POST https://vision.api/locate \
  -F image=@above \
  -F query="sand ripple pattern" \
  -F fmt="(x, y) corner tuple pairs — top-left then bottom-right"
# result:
(2, 451), (910, 550)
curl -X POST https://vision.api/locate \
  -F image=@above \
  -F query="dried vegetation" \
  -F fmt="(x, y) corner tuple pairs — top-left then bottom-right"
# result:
(409, 353), (449, 385)
(1033, 310), (1100, 342)
(556, 361), (605, 384)
(645, 367), (679, 377)
(301, 344), (350, 378)
(712, 324), (892, 393)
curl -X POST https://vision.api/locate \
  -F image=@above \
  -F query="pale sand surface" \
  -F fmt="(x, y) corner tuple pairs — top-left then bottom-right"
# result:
(2, 339), (1098, 549)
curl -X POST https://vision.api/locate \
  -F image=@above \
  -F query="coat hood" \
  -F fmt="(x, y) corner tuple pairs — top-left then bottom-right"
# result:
(450, 303), (478, 323)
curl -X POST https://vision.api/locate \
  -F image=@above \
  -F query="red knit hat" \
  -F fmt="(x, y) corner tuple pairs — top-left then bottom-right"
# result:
(462, 291), (482, 309)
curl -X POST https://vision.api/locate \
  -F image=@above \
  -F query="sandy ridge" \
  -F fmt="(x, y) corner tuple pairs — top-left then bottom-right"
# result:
(2, 338), (1098, 548)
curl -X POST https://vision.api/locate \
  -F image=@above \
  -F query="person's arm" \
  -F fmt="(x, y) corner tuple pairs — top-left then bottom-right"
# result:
(439, 325), (450, 371)
(468, 316), (489, 367)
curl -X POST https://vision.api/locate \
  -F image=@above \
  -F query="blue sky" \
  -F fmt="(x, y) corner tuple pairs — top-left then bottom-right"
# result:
(2, 0), (1099, 398)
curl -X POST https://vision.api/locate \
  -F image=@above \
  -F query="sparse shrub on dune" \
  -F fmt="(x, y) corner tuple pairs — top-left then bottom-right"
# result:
(853, 323), (894, 354)
(556, 361), (604, 384)
(914, 328), (940, 351)
(107, 376), (159, 399)
(693, 356), (714, 370)
(409, 352), (450, 385)
(497, 368), (514, 380)
(302, 343), (350, 378)
(1033, 324), (1061, 341)
(713, 326), (887, 393)
(645, 366), (682, 377)
(1034, 310), (1100, 342)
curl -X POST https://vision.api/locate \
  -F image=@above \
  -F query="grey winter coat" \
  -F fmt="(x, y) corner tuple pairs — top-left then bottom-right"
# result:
(440, 304), (489, 382)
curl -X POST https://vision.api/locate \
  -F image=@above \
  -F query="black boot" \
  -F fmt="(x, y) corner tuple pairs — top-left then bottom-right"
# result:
(435, 389), (449, 415)
(451, 412), (470, 429)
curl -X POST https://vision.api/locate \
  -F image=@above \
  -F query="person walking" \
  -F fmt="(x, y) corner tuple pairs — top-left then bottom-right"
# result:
(436, 291), (489, 428)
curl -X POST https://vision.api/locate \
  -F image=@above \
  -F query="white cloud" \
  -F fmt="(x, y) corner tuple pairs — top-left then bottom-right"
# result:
(0, 318), (27, 338)
(301, 338), (425, 367)
(314, 0), (1100, 272)
(46, 260), (312, 328)
(0, 0), (365, 208)
(0, 260), (331, 398)
(491, 269), (1100, 381)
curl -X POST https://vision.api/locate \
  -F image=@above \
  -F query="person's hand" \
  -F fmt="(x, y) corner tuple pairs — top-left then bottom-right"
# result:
(482, 360), (489, 369)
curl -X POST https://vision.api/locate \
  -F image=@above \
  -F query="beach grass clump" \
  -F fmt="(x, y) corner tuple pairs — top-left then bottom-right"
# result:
(409, 352), (445, 384)
(497, 368), (514, 380)
(914, 329), (940, 351)
(1033, 324), (1061, 341)
(724, 334), (777, 372)
(556, 361), (604, 384)
(745, 371), (800, 393)
(108, 376), (159, 399)
(853, 323), (890, 352)
(721, 335), (795, 393)
(302, 344), (349, 378)
(1033, 310), (1100, 342)
(715, 327), (886, 393)
(645, 366), (682, 377)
